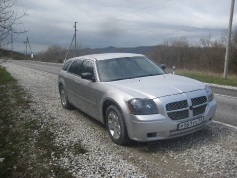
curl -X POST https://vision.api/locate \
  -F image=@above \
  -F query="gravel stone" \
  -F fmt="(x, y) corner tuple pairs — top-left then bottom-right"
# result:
(2, 61), (237, 178)
(2, 62), (146, 177)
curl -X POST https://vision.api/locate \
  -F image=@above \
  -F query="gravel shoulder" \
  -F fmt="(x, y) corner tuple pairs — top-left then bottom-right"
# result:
(2, 61), (237, 177)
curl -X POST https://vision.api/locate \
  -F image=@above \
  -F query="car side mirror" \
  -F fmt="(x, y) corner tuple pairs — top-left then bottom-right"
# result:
(159, 64), (166, 70)
(81, 72), (95, 82)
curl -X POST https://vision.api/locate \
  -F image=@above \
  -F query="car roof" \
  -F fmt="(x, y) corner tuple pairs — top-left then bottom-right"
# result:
(67, 53), (144, 62)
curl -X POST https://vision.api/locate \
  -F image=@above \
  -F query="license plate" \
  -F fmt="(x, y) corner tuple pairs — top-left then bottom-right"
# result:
(178, 117), (204, 130)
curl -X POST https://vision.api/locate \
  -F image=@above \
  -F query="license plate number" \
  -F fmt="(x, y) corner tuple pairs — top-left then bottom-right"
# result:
(178, 117), (204, 130)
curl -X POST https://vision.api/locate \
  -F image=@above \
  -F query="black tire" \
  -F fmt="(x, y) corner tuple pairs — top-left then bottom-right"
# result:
(59, 86), (72, 109)
(106, 105), (130, 145)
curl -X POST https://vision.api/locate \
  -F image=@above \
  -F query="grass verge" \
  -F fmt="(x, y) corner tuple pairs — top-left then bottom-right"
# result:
(171, 69), (237, 87)
(0, 66), (86, 177)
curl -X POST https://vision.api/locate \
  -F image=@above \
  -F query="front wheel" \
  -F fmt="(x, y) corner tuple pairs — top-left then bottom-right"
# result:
(106, 105), (130, 145)
(59, 86), (72, 109)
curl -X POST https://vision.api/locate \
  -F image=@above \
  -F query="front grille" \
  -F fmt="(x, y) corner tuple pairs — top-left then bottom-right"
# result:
(191, 96), (207, 106)
(166, 96), (208, 120)
(191, 96), (207, 116)
(167, 110), (189, 120)
(166, 100), (188, 111)
(193, 104), (207, 116)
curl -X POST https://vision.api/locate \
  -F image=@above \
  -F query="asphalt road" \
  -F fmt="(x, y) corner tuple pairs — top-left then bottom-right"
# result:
(8, 59), (237, 127)
(9, 59), (62, 75)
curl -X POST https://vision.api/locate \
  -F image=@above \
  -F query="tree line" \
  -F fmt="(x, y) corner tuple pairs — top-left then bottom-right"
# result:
(34, 43), (90, 63)
(35, 29), (237, 75)
(148, 34), (228, 73)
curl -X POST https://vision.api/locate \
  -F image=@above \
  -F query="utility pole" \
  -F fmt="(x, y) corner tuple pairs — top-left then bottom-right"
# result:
(65, 22), (78, 62)
(10, 28), (13, 60)
(74, 22), (78, 57)
(26, 37), (33, 59)
(24, 40), (27, 58)
(224, 0), (235, 79)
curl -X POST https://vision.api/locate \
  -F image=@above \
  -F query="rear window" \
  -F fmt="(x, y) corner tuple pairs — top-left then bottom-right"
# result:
(62, 60), (73, 71)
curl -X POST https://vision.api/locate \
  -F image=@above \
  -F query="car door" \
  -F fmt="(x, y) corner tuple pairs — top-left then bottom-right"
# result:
(76, 60), (98, 118)
(65, 60), (83, 108)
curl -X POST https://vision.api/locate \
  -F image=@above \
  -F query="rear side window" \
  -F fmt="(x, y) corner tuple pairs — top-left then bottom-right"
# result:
(62, 60), (72, 71)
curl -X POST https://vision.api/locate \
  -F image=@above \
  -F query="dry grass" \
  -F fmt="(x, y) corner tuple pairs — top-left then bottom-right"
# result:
(166, 68), (237, 87)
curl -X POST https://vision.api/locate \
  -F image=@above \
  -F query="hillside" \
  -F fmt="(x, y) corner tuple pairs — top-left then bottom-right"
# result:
(82, 45), (158, 56)
(0, 48), (25, 60)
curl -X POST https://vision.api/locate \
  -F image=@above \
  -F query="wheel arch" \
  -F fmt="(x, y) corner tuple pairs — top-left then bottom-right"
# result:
(102, 99), (125, 125)
(58, 78), (66, 91)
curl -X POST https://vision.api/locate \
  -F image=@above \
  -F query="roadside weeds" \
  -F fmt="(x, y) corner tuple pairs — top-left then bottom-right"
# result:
(0, 66), (86, 177)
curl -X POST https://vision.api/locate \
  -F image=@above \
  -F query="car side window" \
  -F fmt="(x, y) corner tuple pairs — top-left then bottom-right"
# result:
(81, 60), (94, 76)
(62, 60), (72, 71)
(68, 61), (81, 75)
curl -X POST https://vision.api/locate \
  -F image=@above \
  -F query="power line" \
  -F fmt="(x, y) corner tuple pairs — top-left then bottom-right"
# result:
(78, 0), (181, 28)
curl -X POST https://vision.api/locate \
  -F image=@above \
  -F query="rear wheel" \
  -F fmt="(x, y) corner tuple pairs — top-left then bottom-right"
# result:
(106, 105), (130, 145)
(59, 86), (72, 109)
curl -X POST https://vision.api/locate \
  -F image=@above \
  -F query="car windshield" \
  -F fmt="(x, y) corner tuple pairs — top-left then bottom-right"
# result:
(96, 56), (165, 82)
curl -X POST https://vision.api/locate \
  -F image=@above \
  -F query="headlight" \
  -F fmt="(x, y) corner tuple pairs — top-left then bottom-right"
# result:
(128, 98), (159, 115)
(205, 85), (214, 102)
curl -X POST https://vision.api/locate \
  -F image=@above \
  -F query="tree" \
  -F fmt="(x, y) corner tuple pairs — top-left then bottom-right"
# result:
(0, 0), (27, 47)
(36, 43), (90, 63)
(36, 45), (67, 63)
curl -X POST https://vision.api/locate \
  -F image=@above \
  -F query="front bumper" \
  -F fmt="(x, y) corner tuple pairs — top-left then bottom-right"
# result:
(124, 99), (217, 142)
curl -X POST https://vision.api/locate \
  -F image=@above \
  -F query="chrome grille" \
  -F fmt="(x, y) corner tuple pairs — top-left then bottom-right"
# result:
(166, 96), (208, 120)
(191, 96), (207, 106)
(166, 100), (188, 111)
(193, 105), (207, 116)
(167, 110), (189, 120)
(191, 96), (207, 116)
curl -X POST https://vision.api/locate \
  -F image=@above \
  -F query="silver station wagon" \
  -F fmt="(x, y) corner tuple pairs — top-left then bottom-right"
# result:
(58, 53), (217, 145)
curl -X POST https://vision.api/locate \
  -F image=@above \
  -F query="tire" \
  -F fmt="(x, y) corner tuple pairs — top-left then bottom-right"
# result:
(59, 86), (72, 109)
(106, 105), (130, 145)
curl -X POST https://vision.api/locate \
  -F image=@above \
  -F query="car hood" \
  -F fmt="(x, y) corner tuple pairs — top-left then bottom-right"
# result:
(106, 74), (205, 99)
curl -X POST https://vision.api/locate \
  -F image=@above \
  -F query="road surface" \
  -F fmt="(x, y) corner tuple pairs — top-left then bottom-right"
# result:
(8, 59), (237, 127)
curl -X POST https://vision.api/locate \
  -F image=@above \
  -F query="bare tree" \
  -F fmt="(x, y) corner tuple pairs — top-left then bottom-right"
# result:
(199, 33), (212, 48)
(0, 0), (27, 47)
(36, 45), (67, 63)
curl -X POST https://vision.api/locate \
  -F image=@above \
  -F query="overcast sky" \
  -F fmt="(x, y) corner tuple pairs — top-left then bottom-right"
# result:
(12, 0), (237, 53)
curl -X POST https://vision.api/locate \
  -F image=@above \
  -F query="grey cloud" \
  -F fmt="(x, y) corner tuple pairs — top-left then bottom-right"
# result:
(12, 0), (236, 53)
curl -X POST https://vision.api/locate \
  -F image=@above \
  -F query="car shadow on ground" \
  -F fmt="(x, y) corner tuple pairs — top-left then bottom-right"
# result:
(125, 123), (234, 153)
(73, 107), (107, 129)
